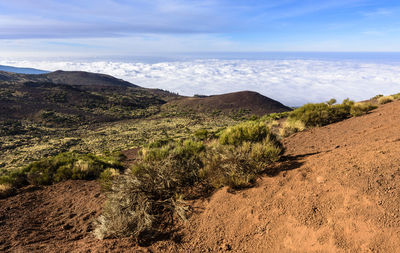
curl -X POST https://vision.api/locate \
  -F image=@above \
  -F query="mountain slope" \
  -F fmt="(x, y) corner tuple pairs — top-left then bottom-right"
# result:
(44, 70), (138, 87)
(0, 70), (178, 125)
(2, 99), (400, 252)
(179, 99), (400, 252)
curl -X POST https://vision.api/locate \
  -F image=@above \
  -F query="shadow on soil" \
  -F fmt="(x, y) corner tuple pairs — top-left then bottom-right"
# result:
(266, 152), (320, 177)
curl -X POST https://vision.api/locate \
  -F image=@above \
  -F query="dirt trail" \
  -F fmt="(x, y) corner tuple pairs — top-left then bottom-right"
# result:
(1, 100), (400, 252)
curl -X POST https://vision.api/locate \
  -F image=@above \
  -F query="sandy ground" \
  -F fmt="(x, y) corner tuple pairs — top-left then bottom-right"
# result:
(1, 100), (400, 252)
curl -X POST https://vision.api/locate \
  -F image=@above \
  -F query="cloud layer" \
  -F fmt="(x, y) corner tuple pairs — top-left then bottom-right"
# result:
(2, 59), (400, 106)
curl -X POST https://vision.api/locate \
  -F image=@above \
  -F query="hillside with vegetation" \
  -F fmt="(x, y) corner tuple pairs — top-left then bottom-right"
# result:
(1, 69), (399, 252)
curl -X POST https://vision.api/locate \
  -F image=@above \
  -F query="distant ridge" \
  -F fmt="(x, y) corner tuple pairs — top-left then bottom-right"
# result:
(0, 70), (178, 124)
(44, 70), (137, 87)
(166, 90), (292, 115)
(0, 70), (138, 87)
(0, 65), (48, 74)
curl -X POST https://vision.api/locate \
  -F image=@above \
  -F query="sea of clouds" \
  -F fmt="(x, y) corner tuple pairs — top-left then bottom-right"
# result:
(1, 59), (400, 106)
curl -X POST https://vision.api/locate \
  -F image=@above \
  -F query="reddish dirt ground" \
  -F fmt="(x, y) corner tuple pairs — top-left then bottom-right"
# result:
(1, 100), (400, 252)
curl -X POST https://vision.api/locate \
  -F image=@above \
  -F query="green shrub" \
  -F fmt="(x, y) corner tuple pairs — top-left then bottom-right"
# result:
(288, 99), (377, 128)
(95, 139), (204, 241)
(288, 99), (376, 127)
(0, 152), (123, 191)
(279, 119), (306, 137)
(378, 96), (394, 104)
(147, 138), (172, 148)
(289, 102), (332, 127)
(194, 128), (209, 140)
(0, 183), (14, 198)
(0, 168), (28, 189)
(99, 168), (120, 192)
(372, 94), (384, 100)
(350, 102), (377, 117)
(392, 93), (400, 100)
(258, 111), (290, 123)
(219, 121), (270, 146)
(24, 152), (123, 185)
(201, 136), (282, 190)
(326, 98), (337, 106)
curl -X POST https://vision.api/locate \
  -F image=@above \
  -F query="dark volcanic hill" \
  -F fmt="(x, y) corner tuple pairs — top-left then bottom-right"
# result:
(165, 91), (292, 116)
(45, 71), (137, 87)
(0, 70), (178, 128)
(0, 70), (137, 87)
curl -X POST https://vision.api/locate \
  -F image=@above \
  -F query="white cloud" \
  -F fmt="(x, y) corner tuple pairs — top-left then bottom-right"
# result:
(1, 59), (400, 106)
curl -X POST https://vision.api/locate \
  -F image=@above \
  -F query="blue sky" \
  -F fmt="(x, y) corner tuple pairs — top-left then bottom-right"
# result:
(1, 0), (400, 57)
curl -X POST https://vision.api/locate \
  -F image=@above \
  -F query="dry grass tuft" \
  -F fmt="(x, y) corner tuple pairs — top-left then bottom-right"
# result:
(0, 183), (13, 198)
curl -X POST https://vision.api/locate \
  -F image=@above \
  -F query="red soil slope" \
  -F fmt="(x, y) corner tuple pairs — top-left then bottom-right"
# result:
(1, 100), (400, 252)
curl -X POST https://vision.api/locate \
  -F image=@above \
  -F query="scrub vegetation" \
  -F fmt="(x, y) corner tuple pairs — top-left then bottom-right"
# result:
(1, 70), (399, 244)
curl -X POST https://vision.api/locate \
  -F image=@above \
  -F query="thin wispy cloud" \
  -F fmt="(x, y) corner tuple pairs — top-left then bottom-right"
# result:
(0, 1), (400, 57)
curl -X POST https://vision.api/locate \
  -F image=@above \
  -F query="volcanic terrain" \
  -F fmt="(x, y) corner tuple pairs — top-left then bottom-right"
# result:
(1, 96), (400, 252)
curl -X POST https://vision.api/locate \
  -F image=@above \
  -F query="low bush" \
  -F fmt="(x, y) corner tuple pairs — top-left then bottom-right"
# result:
(0, 152), (124, 193)
(95, 139), (205, 241)
(219, 121), (270, 146)
(392, 93), (400, 100)
(147, 138), (173, 148)
(372, 94), (384, 100)
(99, 168), (120, 192)
(350, 102), (377, 117)
(0, 168), (29, 189)
(288, 99), (375, 127)
(378, 96), (394, 104)
(259, 111), (290, 122)
(201, 137), (282, 189)
(194, 128), (209, 141)
(0, 183), (13, 198)
(24, 152), (123, 185)
(279, 119), (306, 137)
